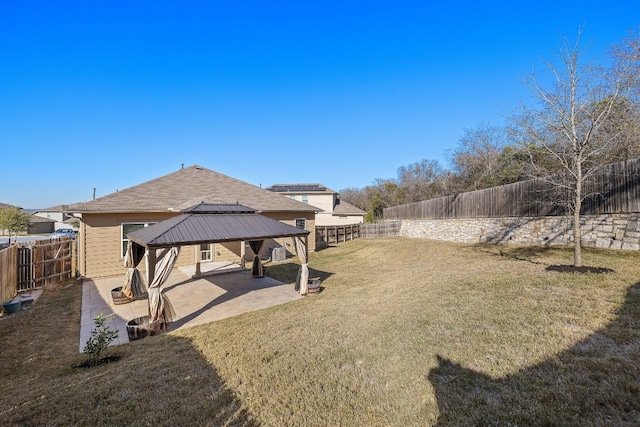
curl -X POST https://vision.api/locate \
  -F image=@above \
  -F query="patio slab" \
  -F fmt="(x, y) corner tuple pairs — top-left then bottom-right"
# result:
(79, 267), (301, 352)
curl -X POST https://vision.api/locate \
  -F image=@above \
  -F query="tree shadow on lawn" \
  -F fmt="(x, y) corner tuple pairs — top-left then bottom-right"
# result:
(473, 244), (616, 273)
(264, 262), (334, 286)
(471, 244), (553, 266)
(428, 281), (640, 425)
(0, 292), (258, 426)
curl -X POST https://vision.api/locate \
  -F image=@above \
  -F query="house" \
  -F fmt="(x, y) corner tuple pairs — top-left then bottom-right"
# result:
(34, 205), (79, 231)
(266, 184), (366, 226)
(27, 214), (55, 235)
(0, 202), (55, 235)
(67, 165), (318, 279)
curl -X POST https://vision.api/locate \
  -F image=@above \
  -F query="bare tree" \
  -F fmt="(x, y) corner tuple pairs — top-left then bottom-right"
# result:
(511, 29), (632, 267)
(611, 27), (640, 100)
(396, 159), (448, 203)
(341, 180), (403, 221)
(606, 28), (640, 160)
(449, 123), (510, 192)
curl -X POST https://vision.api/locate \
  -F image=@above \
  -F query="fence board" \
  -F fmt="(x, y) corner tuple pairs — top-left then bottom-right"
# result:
(360, 221), (402, 238)
(1, 245), (18, 303)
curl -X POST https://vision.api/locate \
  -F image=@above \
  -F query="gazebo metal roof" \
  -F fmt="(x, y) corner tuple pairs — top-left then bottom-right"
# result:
(126, 203), (309, 249)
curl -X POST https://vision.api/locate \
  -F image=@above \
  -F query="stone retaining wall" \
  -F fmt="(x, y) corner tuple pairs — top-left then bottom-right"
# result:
(398, 214), (640, 250)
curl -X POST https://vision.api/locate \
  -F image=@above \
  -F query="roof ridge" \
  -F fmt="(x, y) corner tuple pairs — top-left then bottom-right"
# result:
(70, 164), (319, 213)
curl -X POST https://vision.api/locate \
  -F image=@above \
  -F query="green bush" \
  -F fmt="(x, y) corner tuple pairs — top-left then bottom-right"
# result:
(84, 313), (118, 362)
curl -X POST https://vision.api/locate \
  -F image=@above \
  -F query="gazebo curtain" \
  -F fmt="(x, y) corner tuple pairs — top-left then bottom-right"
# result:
(122, 241), (147, 299)
(148, 247), (180, 323)
(249, 240), (264, 277)
(293, 236), (309, 295)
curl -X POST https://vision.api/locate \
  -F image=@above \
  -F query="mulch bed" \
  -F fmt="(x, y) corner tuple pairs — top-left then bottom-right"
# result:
(546, 265), (614, 274)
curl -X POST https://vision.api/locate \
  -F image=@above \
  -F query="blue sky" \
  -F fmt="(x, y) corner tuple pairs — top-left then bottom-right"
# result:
(2, 1), (639, 208)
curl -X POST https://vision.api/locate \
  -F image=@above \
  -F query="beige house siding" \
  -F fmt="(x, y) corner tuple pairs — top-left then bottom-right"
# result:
(279, 191), (363, 226)
(79, 212), (180, 278)
(79, 211), (315, 279)
(316, 212), (364, 226)
(307, 193), (334, 213)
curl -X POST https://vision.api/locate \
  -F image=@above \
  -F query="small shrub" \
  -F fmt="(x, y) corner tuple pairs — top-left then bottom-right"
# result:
(84, 313), (119, 363)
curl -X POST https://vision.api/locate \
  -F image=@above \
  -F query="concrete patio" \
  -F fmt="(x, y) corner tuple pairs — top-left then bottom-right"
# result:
(79, 262), (302, 352)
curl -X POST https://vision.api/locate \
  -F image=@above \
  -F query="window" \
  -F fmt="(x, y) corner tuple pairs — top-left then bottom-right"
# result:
(302, 194), (308, 204)
(200, 243), (213, 262)
(121, 222), (156, 257)
(288, 195), (296, 200)
(295, 218), (306, 230)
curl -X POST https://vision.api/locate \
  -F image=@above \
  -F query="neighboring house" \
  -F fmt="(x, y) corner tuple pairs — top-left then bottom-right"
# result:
(266, 184), (366, 226)
(67, 165), (318, 279)
(27, 215), (55, 235)
(34, 205), (79, 231)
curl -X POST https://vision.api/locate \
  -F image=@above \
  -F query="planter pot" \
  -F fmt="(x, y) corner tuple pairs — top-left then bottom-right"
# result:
(2, 300), (22, 314)
(307, 278), (322, 295)
(126, 316), (165, 341)
(111, 287), (133, 305)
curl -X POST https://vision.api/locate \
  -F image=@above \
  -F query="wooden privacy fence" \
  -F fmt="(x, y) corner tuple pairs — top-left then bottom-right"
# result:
(0, 237), (74, 302)
(315, 224), (361, 249)
(384, 158), (640, 220)
(360, 221), (402, 238)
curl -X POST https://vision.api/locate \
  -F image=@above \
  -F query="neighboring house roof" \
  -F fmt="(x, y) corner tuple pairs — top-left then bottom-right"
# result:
(37, 204), (69, 213)
(333, 199), (366, 216)
(29, 214), (56, 224)
(68, 165), (318, 214)
(266, 183), (365, 217)
(266, 184), (337, 194)
(127, 203), (309, 249)
(0, 202), (20, 210)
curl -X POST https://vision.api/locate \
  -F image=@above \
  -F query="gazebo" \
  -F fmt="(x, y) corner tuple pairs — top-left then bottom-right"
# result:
(121, 203), (311, 328)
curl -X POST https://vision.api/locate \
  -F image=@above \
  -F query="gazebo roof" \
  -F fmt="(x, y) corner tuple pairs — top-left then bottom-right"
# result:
(127, 203), (309, 249)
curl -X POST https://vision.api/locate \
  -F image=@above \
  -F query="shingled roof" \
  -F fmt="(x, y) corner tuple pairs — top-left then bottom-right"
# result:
(69, 165), (318, 214)
(333, 199), (367, 216)
(266, 184), (336, 193)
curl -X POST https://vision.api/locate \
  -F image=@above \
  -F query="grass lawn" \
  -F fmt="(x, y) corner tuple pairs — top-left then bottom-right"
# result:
(1, 238), (639, 426)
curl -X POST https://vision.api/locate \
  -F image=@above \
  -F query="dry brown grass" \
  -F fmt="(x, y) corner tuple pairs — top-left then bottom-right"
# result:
(1, 238), (639, 426)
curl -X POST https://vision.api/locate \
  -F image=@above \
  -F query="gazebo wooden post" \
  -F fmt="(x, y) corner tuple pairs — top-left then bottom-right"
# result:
(189, 245), (201, 276)
(147, 248), (156, 286)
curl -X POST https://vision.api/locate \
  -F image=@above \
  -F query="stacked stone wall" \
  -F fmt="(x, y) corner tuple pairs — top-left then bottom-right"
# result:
(398, 214), (640, 250)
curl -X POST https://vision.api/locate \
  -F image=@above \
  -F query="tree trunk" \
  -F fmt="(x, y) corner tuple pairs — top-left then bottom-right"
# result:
(573, 207), (582, 267)
(573, 173), (582, 267)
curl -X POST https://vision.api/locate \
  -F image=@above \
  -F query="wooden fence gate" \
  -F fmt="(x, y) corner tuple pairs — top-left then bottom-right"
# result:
(1, 238), (74, 302)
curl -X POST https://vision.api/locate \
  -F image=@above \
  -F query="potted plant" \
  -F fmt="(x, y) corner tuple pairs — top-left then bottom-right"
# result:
(2, 299), (22, 314)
